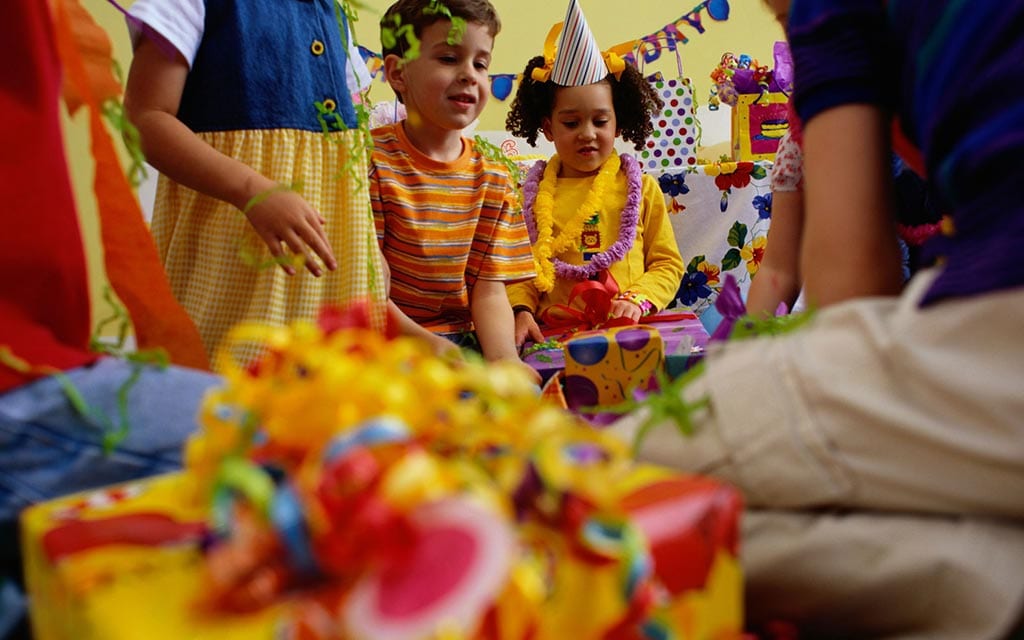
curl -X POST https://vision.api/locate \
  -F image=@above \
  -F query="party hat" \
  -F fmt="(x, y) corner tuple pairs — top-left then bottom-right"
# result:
(550, 0), (608, 86)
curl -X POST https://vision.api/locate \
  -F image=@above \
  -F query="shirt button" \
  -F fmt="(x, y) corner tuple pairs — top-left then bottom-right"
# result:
(310, 39), (325, 56)
(322, 98), (337, 112)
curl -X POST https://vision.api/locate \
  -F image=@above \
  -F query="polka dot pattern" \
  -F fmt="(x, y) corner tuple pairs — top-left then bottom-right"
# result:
(639, 77), (699, 171)
(562, 326), (664, 411)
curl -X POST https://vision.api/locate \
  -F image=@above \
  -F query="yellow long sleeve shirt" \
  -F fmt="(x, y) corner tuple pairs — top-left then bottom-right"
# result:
(507, 169), (684, 317)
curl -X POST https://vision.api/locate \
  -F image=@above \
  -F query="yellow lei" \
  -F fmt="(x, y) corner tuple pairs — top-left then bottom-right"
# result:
(531, 153), (621, 292)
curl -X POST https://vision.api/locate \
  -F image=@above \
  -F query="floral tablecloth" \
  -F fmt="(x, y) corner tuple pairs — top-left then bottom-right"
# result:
(653, 160), (774, 317)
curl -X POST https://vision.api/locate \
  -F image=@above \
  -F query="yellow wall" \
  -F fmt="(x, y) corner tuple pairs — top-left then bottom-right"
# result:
(72, 0), (781, 326)
(80, 0), (784, 144)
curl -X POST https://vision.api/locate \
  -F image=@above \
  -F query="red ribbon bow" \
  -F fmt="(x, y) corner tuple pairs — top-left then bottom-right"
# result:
(538, 272), (634, 337)
(537, 271), (700, 339)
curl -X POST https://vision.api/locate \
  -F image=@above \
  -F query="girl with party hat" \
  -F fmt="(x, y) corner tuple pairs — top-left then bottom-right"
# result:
(505, 0), (684, 347)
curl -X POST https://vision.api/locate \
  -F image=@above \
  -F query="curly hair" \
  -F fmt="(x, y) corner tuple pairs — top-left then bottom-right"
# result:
(505, 58), (664, 151)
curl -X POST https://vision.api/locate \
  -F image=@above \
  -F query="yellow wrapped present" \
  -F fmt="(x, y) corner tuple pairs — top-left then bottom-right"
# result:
(562, 325), (664, 411)
(21, 309), (744, 640)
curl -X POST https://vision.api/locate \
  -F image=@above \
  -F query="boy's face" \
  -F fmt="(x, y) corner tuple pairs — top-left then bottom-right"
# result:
(388, 20), (494, 133)
(542, 81), (618, 178)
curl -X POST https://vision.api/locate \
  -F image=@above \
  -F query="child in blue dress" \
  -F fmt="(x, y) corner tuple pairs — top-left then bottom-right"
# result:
(124, 0), (386, 367)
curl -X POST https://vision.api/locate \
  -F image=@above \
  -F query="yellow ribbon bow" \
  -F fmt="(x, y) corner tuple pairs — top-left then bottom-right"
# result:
(531, 21), (562, 83)
(602, 40), (637, 81)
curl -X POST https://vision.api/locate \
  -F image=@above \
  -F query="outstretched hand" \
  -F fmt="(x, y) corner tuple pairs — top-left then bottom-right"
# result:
(244, 189), (337, 276)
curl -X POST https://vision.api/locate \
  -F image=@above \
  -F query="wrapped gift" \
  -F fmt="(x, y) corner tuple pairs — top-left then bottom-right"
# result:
(709, 42), (793, 161)
(650, 309), (708, 370)
(22, 310), (744, 640)
(19, 474), (289, 640)
(522, 337), (567, 383)
(731, 91), (789, 161)
(524, 310), (709, 385)
(563, 324), (664, 411)
(22, 468), (742, 640)
(539, 370), (569, 409)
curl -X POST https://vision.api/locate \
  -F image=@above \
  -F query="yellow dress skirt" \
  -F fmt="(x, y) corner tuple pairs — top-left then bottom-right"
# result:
(150, 128), (386, 369)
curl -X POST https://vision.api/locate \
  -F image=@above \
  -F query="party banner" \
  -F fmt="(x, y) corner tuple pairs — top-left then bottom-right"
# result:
(358, 0), (731, 101)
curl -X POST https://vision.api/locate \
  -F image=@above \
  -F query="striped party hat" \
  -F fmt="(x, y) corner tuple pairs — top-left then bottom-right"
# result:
(550, 0), (608, 86)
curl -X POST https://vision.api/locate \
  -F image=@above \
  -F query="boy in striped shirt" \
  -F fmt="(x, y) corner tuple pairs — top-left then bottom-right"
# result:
(370, 0), (538, 381)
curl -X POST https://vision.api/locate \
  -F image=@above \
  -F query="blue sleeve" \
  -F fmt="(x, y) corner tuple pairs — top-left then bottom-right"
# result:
(788, 0), (891, 125)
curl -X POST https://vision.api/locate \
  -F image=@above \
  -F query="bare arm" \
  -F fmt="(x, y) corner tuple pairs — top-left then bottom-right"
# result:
(472, 279), (541, 384)
(800, 104), (903, 307)
(471, 279), (519, 361)
(746, 189), (804, 316)
(123, 38), (335, 276)
(386, 299), (460, 357)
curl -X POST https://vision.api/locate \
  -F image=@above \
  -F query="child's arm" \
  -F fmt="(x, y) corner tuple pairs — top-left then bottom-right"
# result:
(746, 189), (804, 316)
(123, 37), (335, 277)
(612, 175), (685, 318)
(800, 104), (903, 306)
(471, 280), (542, 384)
(386, 300), (462, 357)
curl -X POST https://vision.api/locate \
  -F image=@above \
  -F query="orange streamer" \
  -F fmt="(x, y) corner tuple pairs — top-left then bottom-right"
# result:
(52, 0), (209, 370)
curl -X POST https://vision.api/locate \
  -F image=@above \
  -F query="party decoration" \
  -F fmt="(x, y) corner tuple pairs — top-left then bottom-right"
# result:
(549, 0), (608, 86)
(58, 0), (209, 369)
(709, 43), (793, 161)
(357, 1), (732, 102)
(623, 0), (733, 67)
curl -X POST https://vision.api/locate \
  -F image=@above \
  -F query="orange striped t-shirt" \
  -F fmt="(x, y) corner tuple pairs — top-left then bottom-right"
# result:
(369, 122), (535, 330)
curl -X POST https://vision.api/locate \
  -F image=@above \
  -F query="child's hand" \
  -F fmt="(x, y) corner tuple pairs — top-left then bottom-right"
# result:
(609, 299), (643, 323)
(427, 332), (464, 361)
(244, 190), (337, 276)
(514, 359), (543, 386)
(514, 310), (545, 347)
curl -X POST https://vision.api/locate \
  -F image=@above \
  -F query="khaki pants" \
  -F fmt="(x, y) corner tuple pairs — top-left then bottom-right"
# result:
(612, 269), (1024, 638)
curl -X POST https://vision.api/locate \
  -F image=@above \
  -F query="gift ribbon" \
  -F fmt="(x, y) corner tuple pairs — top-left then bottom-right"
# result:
(709, 274), (745, 341)
(538, 271), (634, 336)
(538, 272), (698, 338)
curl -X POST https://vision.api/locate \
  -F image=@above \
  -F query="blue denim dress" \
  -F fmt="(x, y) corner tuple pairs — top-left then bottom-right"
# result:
(148, 0), (385, 369)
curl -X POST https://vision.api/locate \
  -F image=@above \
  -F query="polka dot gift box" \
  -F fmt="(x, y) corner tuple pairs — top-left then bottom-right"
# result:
(563, 324), (664, 411)
(638, 73), (699, 172)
